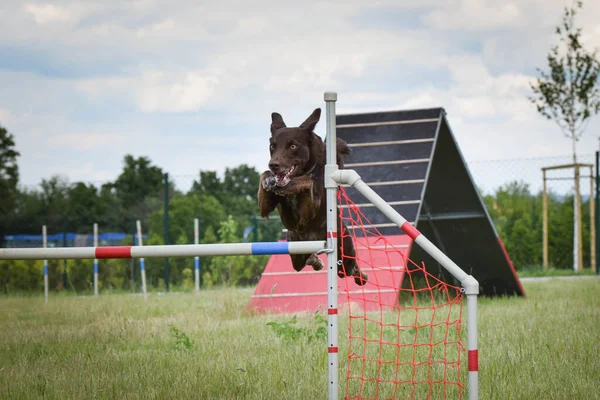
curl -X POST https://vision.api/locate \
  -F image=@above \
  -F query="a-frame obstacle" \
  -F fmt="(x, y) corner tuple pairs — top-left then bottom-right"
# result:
(246, 107), (525, 315)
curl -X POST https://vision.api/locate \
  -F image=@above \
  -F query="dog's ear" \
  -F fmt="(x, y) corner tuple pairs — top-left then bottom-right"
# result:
(271, 112), (286, 135)
(299, 108), (321, 132)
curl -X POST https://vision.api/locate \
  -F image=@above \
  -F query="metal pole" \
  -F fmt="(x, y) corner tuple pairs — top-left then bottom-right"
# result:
(324, 92), (339, 400)
(594, 151), (600, 275)
(542, 169), (548, 269)
(62, 217), (67, 290)
(590, 165), (596, 270)
(136, 220), (147, 300)
(467, 293), (479, 400)
(43, 225), (48, 303)
(576, 164), (583, 271)
(163, 173), (170, 292)
(194, 218), (200, 295)
(93, 223), (99, 296)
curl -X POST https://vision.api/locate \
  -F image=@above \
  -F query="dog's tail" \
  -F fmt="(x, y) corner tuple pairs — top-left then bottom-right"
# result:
(336, 138), (352, 169)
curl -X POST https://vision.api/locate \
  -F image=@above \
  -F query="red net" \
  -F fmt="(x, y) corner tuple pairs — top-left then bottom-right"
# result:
(337, 188), (465, 399)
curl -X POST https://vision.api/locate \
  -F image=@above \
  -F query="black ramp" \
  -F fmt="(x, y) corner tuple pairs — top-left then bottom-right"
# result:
(336, 107), (525, 297)
(337, 109), (440, 236)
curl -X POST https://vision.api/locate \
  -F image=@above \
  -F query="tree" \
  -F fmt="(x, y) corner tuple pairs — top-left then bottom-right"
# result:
(0, 125), (20, 246)
(528, 0), (600, 271)
(113, 155), (164, 230)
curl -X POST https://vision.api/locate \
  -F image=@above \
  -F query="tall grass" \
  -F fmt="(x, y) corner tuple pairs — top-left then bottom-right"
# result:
(0, 279), (598, 399)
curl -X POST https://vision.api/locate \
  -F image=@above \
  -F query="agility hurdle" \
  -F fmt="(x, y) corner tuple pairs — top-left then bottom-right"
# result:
(0, 92), (479, 400)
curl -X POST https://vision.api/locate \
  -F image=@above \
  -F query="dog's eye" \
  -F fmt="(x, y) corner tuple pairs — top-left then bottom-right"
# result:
(269, 144), (275, 151)
(290, 144), (297, 150)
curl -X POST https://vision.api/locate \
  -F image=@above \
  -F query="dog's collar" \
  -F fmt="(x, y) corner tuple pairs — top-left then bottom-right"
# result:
(305, 163), (317, 176)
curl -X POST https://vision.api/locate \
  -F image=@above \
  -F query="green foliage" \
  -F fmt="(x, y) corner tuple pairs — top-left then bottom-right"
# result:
(204, 216), (269, 287)
(483, 180), (595, 270)
(168, 324), (195, 351)
(0, 124), (20, 246)
(0, 259), (43, 293)
(528, 0), (600, 142)
(266, 314), (328, 343)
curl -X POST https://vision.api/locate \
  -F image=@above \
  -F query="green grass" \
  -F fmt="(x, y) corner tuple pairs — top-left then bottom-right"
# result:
(517, 265), (597, 278)
(0, 279), (599, 399)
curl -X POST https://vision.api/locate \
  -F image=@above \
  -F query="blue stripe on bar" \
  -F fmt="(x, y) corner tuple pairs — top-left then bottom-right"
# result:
(43, 265), (48, 275)
(140, 260), (145, 271)
(251, 242), (289, 255)
(194, 258), (200, 271)
(93, 263), (98, 274)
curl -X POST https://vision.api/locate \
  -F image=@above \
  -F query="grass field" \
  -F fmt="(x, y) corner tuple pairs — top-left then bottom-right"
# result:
(1, 278), (598, 400)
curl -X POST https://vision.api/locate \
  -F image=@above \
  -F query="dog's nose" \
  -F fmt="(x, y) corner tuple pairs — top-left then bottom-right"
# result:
(269, 161), (280, 172)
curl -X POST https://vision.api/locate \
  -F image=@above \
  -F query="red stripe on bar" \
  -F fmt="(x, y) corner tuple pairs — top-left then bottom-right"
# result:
(328, 308), (338, 315)
(401, 221), (420, 240)
(328, 347), (338, 353)
(468, 350), (478, 372)
(326, 231), (338, 238)
(95, 246), (132, 259)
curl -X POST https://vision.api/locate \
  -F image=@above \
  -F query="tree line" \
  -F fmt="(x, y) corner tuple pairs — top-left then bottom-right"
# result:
(0, 125), (594, 294)
(0, 124), (282, 293)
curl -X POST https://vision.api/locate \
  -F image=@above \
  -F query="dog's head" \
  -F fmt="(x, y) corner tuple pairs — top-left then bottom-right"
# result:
(267, 108), (324, 186)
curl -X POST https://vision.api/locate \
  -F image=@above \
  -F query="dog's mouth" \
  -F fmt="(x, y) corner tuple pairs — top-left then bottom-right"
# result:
(274, 165), (296, 187)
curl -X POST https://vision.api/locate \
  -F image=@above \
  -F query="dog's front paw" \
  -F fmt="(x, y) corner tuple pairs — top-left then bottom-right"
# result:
(261, 171), (277, 192)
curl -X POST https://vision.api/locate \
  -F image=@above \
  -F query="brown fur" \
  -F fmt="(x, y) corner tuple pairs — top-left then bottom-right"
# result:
(257, 108), (368, 285)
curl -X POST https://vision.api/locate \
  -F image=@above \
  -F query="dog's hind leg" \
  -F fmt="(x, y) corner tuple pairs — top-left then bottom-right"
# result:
(287, 230), (310, 272)
(306, 254), (324, 271)
(290, 253), (310, 272)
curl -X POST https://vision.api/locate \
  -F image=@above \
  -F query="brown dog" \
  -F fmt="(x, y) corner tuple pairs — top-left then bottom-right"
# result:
(257, 108), (368, 286)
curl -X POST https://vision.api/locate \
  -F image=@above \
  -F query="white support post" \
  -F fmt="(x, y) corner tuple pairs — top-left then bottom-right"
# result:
(194, 218), (200, 295)
(324, 91), (339, 400)
(93, 223), (99, 296)
(136, 220), (148, 300)
(43, 225), (48, 304)
(466, 290), (479, 400)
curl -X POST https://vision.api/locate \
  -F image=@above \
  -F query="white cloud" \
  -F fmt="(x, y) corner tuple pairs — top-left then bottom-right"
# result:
(24, 4), (74, 24)
(137, 70), (220, 113)
(2, 0), (600, 195)
(48, 132), (127, 151)
(422, 0), (522, 31)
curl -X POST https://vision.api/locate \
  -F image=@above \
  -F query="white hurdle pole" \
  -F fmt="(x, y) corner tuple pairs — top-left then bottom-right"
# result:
(324, 92), (339, 400)
(43, 225), (48, 304)
(93, 223), (99, 296)
(0, 241), (326, 260)
(194, 218), (200, 295)
(136, 220), (148, 300)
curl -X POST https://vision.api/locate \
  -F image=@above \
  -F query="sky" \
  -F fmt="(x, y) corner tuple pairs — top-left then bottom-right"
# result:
(1, 0), (600, 195)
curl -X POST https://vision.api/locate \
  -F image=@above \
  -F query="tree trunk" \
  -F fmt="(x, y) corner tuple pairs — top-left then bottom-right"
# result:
(572, 136), (583, 271)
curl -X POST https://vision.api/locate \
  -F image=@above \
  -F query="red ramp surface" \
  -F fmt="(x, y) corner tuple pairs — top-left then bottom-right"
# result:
(246, 234), (413, 315)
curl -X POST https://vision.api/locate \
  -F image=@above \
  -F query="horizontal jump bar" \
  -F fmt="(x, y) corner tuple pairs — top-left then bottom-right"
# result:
(0, 241), (327, 260)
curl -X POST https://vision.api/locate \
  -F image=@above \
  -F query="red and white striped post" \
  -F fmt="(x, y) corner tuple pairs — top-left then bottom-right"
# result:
(324, 92), (339, 400)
